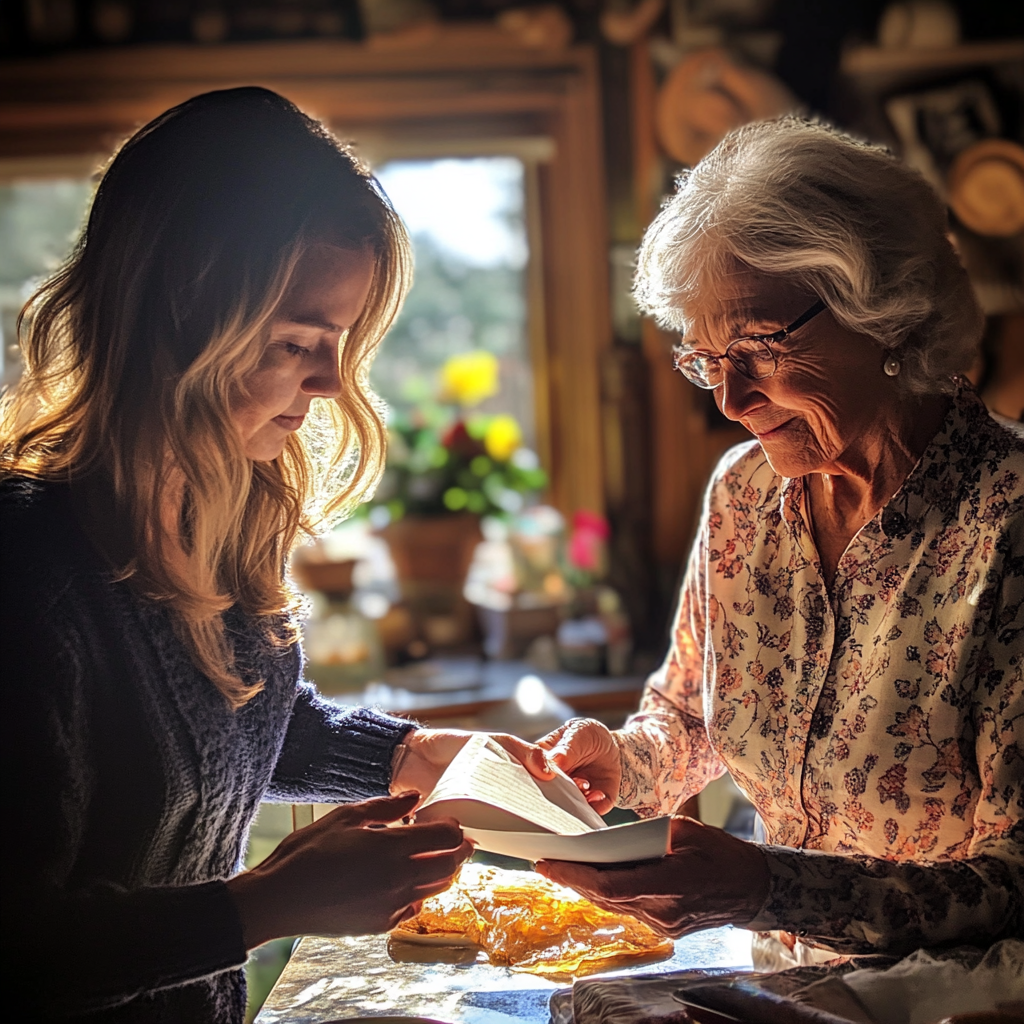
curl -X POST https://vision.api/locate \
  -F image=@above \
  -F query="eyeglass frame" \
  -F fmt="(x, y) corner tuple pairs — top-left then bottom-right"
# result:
(672, 298), (828, 390)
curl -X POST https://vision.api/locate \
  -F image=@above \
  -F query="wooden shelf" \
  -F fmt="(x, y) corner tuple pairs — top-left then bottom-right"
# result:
(0, 29), (578, 91)
(842, 39), (1024, 77)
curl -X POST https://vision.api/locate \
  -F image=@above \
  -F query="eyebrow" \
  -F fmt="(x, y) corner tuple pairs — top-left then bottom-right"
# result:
(281, 313), (345, 333)
(679, 309), (783, 349)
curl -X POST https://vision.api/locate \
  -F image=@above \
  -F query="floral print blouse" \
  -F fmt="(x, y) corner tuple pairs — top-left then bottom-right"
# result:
(616, 385), (1023, 955)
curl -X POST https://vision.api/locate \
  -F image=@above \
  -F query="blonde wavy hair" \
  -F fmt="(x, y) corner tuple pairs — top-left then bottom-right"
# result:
(0, 88), (411, 707)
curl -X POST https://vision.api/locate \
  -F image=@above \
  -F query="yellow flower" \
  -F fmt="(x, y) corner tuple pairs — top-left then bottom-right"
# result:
(440, 351), (499, 408)
(484, 414), (522, 462)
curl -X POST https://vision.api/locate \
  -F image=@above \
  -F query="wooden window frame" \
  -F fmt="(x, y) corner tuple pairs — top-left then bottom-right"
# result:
(0, 33), (612, 517)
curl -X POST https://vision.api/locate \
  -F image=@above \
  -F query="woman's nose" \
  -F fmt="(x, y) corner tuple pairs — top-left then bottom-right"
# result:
(301, 345), (342, 400)
(717, 364), (764, 421)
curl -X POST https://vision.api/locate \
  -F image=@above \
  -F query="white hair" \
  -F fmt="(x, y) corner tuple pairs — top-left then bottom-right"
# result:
(634, 117), (983, 395)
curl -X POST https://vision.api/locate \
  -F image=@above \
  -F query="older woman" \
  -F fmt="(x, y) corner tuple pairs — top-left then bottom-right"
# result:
(536, 118), (1023, 966)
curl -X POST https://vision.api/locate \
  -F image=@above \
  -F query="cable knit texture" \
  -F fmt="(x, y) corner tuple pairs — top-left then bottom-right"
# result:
(0, 477), (415, 1022)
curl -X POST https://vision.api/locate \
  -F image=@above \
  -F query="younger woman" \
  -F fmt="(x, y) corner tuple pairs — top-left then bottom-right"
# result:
(0, 87), (543, 1022)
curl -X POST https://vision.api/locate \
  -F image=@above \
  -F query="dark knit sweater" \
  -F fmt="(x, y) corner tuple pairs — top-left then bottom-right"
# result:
(0, 477), (416, 1022)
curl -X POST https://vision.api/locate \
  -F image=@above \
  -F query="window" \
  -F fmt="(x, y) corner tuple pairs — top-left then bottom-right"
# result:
(0, 175), (93, 386)
(371, 156), (534, 447)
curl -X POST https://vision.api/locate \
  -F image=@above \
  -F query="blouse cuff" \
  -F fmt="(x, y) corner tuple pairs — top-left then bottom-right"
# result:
(613, 727), (664, 817)
(743, 843), (793, 934)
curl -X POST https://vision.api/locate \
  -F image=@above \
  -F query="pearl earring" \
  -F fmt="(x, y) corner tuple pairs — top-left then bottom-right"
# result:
(884, 355), (901, 377)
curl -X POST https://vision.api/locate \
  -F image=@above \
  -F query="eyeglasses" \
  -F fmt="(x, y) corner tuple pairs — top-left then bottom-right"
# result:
(673, 299), (827, 390)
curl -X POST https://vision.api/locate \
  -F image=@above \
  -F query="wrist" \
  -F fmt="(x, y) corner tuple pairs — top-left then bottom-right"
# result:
(226, 869), (277, 951)
(609, 728), (634, 806)
(389, 729), (420, 794)
(736, 842), (772, 927)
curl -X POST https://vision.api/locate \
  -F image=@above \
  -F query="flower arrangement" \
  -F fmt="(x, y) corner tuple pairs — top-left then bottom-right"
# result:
(371, 351), (548, 521)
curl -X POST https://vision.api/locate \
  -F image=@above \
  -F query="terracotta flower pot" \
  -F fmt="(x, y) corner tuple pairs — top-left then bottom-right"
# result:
(290, 557), (357, 598)
(379, 513), (483, 650)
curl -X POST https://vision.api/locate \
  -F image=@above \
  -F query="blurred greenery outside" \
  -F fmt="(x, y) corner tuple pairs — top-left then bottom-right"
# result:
(0, 178), (94, 386)
(368, 231), (531, 438)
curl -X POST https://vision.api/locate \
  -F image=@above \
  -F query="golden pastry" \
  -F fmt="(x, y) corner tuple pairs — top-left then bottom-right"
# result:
(390, 863), (674, 979)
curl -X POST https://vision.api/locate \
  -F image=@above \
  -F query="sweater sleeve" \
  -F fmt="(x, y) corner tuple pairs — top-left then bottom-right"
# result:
(264, 681), (417, 803)
(1, 587), (248, 1018)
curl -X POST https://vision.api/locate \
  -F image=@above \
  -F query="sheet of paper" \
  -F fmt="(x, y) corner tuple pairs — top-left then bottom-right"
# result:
(419, 734), (602, 836)
(464, 816), (672, 864)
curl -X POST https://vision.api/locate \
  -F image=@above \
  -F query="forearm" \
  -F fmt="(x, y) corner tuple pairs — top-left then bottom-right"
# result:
(747, 843), (1024, 956)
(616, 689), (727, 817)
(4, 881), (245, 1017)
(266, 683), (416, 803)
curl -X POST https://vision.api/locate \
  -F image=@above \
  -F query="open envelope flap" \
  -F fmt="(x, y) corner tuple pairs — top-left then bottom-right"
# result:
(464, 815), (672, 864)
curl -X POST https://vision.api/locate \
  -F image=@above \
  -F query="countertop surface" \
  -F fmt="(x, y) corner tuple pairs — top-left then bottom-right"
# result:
(254, 926), (754, 1023)
(323, 657), (645, 717)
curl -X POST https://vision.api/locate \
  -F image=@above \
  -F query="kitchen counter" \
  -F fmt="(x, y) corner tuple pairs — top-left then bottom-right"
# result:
(254, 926), (754, 1022)
(323, 657), (646, 721)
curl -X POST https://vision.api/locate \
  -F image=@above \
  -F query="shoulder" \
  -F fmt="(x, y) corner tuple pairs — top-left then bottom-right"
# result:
(705, 438), (783, 514)
(0, 473), (52, 511)
(0, 475), (95, 589)
(947, 387), (1024, 470)
(0, 475), (73, 546)
(975, 405), (1024, 466)
(952, 398), (1024, 528)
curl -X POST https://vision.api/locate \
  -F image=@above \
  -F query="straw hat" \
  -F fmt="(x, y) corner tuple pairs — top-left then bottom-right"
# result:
(655, 48), (796, 167)
(947, 139), (1024, 237)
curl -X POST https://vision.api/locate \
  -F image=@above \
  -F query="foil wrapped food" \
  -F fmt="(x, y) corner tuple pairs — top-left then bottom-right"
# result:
(390, 863), (674, 979)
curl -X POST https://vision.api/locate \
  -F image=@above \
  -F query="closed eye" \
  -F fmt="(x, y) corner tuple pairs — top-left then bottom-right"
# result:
(745, 329), (786, 344)
(282, 341), (312, 358)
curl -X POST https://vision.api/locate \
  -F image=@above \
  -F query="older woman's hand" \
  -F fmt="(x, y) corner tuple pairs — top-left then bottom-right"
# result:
(537, 817), (770, 938)
(536, 718), (622, 814)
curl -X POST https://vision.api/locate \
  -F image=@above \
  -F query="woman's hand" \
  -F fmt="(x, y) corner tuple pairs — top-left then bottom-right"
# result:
(227, 792), (472, 949)
(536, 817), (770, 938)
(536, 718), (621, 814)
(390, 728), (553, 799)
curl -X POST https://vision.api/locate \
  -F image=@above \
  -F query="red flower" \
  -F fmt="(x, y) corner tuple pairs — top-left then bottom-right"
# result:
(442, 420), (485, 459)
(568, 511), (610, 572)
(572, 510), (610, 539)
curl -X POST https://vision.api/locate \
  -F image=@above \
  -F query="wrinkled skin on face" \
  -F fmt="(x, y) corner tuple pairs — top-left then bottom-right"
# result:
(232, 244), (375, 462)
(682, 265), (949, 586)
(682, 266), (897, 481)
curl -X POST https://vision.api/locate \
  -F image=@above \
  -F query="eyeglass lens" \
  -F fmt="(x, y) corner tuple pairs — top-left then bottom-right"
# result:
(676, 339), (776, 388)
(727, 339), (776, 380)
(675, 298), (824, 388)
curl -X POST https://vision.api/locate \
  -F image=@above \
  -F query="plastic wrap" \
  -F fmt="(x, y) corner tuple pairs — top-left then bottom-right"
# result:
(390, 863), (673, 979)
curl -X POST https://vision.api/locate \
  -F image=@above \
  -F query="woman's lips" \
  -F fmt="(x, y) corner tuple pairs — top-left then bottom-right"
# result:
(273, 413), (305, 431)
(755, 418), (793, 440)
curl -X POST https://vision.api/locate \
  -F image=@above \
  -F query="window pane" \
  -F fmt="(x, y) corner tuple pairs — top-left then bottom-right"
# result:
(372, 157), (534, 447)
(0, 178), (93, 386)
